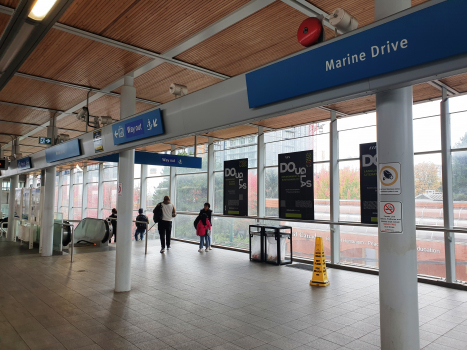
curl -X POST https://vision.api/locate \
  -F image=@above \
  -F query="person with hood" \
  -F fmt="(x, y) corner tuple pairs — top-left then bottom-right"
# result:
(199, 203), (213, 250)
(196, 212), (211, 252)
(108, 208), (117, 243)
(153, 196), (176, 253)
(135, 208), (149, 241)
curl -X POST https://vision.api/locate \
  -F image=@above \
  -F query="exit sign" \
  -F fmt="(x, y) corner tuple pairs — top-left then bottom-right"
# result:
(39, 137), (52, 145)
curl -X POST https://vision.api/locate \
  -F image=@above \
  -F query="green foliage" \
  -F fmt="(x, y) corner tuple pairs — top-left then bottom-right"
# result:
(453, 133), (467, 201)
(340, 167), (360, 200)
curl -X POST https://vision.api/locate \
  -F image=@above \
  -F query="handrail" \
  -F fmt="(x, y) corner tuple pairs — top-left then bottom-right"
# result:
(175, 211), (467, 234)
(0, 221), (6, 236)
(105, 217), (155, 255)
(53, 222), (75, 263)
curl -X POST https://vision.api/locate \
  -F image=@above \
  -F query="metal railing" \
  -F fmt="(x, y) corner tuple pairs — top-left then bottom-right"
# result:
(106, 217), (156, 255)
(54, 221), (75, 263)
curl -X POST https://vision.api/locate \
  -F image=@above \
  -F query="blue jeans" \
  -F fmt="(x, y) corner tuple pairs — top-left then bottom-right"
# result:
(135, 229), (145, 241)
(199, 235), (207, 249)
(206, 234), (211, 247)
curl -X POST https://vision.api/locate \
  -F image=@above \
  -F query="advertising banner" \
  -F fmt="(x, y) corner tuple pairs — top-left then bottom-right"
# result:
(223, 159), (248, 216)
(360, 142), (378, 224)
(278, 150), (314, 220)
(93, 129), (103, 153)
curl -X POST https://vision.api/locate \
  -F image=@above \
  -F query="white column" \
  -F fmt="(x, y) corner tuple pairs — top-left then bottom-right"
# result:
(257, 126), (265, 218)
(141, 164), (148, 210)
(440, 88), (456, 283)
(32, 174), (38, 188)
(115, 75), (136, 292)
(68, 166), (74, 221)
(169, 145), (176, 204)
(57, 170), (63, 212)
(207, 137), (215, 206)
(41, 167), (56, 256)
(6, 175), (18, 241)
(97, 162), (104, 219)
(330, 111), (340, 263)
(81, 164), (88, 219)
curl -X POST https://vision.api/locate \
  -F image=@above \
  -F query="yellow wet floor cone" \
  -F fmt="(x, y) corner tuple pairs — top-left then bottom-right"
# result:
(310, 237), (330, 287)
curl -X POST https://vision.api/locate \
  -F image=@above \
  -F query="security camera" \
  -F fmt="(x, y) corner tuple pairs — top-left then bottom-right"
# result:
(169, 83), (188, 98)
(55, 134), (70, 144)
(76, 107), (89, 122)
(329, 8), (358, 34)
(98, 116), (113, 127)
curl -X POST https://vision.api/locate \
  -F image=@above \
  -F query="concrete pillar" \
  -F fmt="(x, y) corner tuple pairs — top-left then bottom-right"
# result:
(41, 167), (56, 256)
(440, 89), (456, 283)
(6, 175), (18, 241)
(257, 126), (265, 218)
(115, 75), (136, 292)
(330, 111), (340, 263)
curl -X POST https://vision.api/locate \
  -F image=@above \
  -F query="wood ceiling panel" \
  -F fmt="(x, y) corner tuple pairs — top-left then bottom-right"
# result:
(204, 125), (258, 139)
(170, 136), (209, 147)
(114, 63), (222, 104)
(326, 95), (375, 115)
(19, 29), (152, 89)
(56, 115), (87, 133)
(413, 83), (441, 102)
(87, 95), (155, 120)
(137, 144), (172, 153)
(0, 1), (18, 8)
(59, 0), (249, 54)
(307, 0), (430, 30)
(175, 1), (308, 77)
(0, 122), (38, 135)
(0, 104), (52, 124)
(0, 13), (10, 36)
(254, 108), (330, 129)
(31, 127), (83, 139)
(439, 73), (467, 93)
(0, 76), (90, 111)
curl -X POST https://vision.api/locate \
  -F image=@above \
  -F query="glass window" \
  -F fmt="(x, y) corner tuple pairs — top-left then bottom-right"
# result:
(103, 163), (118, 181)
(134, 179), (141, 210)
(148, 165), (170, 177)
(74, 169), (83, 184)
(338, 126), (376, 160)
(338, 112), (376, 131)
(339, 225), (378, 268)
(413, 116), (441, 153)
(339, 160), (360, 222)
(177, 152), (208, 174)
(73, 184), (82, 208)
(147, 177), (170, 209)
(455, 234), (467, 282)
(176, 173), (207, 212)
(451, 111), (467, 149)
(103, 181), (117, 209)
(134, 165), (141, 179)
(416, 230), (445, 278)
(413, 100), (440, 119)
(452, 151), (467, 227)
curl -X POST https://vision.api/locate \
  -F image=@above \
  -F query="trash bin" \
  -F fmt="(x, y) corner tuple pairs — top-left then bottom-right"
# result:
(249, 224), (292, 265)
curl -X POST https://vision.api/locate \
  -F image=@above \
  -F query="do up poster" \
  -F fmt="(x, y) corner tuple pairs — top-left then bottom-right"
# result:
(360, 142), (378, 224)
(224, 159), (248, 216)
(278, 150), (314, 220)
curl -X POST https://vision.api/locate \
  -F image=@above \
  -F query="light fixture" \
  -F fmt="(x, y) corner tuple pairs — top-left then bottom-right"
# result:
(28, 0), (59, 21)
(75, 164), (83, 172)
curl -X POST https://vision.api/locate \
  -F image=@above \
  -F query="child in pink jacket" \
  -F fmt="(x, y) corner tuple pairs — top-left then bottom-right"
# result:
(196, 213), (211, 252)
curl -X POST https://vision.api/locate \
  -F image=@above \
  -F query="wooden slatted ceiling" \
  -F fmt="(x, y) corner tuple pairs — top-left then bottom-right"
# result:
(0, 104), (52, 124)
(113, 63), (222, 104)
(59, 0), (249, 54)
(413, 83), (441, 101)
(170, 136), (209, 147)
(440, 73), (467, 93)
(0, 1), (18, 8)
(254, 108), (330, 129)
(0, 121), (39, 135)
(204, 125), (258, 139)
(31, 127), (83, 140)
(137, 144), (172, 153)
(0, 76), (90, 111)
(307, 0), (430, 30)
(0, 13), (10, 36)
(87, 95), (154, 120)
(176, 1), (308, 77)
(19, 29), (152, 89)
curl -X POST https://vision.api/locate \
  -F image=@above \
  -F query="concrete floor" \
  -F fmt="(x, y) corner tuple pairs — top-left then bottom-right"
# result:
(1, 240), (467, 350)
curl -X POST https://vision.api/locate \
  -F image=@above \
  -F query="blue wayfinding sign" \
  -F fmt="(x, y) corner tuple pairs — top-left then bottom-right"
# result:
(246, 0), (467, 108)
(45, 139), (81, 163)
(112, 109), (164, 145)
(17, 157), (31, 170)
(93, 151), (202, 169)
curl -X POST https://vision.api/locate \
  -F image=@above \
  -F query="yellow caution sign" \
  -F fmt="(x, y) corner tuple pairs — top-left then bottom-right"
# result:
(310, 237), (330, 287)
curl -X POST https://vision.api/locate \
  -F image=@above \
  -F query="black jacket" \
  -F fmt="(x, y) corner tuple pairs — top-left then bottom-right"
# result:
(199, 209), (212, 226)
(109, 213), (117, 232)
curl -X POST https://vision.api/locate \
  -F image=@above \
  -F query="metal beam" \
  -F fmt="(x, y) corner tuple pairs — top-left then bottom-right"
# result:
(14, 72), (161, 106)
(427, 79), (459, 96)
(318, 106), (348, 117)
(0, 100), (65, 114)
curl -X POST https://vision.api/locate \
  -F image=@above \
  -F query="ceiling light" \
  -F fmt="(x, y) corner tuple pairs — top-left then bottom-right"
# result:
(28, 0), (59, 21)
(75, 164), (83, 172)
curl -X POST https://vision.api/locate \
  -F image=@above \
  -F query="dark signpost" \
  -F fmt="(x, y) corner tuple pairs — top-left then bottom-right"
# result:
(360, 142), (378, 224)
(224, 158), (248, 216)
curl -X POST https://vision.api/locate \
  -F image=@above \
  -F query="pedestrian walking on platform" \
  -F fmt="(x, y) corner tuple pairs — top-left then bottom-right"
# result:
(195, 212), (211, 252)
(199, 203), (213, 250)
(135, 209), (149, 241)
(153, 196), (176, 253)
(109, 208), (117, 243)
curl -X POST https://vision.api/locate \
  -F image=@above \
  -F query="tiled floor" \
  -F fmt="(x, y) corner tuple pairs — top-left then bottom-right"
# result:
(1, 240), (467, 350)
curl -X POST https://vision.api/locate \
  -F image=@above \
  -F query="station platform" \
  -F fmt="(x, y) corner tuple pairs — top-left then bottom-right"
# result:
(0, 240), (466, 350)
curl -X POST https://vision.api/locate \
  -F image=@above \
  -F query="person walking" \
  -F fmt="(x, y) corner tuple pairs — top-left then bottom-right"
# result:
(199, 203), (213, 250)
(196, 212), (211, 252)
(109, 208), (117, 243)
(135, 208), (149, 241)
(153, 196), (176, 253)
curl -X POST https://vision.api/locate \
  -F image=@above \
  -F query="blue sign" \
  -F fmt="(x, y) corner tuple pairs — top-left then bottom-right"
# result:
(246, 1), (467, 108)
(45, 139), (81, 163)
(17, 157), (31, 170)
(112, 109), (164, 145)
(93, 151), (202, 169)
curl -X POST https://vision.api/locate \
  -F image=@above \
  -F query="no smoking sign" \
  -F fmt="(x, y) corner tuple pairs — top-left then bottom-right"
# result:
(379, 201), (402, 233)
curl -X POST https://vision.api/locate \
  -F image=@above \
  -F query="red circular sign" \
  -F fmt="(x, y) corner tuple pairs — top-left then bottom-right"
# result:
(384, 203), (395, 215)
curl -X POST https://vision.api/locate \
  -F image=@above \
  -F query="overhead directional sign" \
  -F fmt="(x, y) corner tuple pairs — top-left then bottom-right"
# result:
(45, 139), (81, 163)
(17, 157), (32, 170)
(93, 151), (202, 169)
(246, 1), (467, 108)
(38, 137), (52, 145)
(112, 109), (164, 145)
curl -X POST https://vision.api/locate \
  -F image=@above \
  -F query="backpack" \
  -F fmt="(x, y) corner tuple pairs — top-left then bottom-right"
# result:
(136, 215), (147, 229)
(193, 215), (201, 229)
(153, 203), (163, 224)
